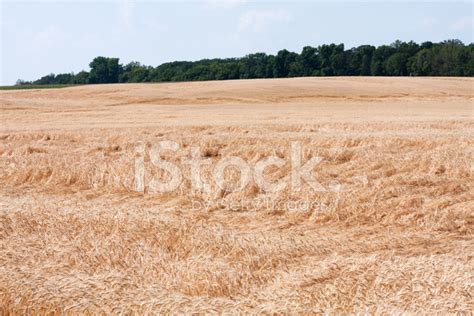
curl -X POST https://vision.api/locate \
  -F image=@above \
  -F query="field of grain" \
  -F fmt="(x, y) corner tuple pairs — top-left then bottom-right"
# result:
(0, 77), (473, 313)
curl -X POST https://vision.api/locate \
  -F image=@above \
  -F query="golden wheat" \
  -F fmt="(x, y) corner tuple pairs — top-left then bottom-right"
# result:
(0, 77), (473, 314)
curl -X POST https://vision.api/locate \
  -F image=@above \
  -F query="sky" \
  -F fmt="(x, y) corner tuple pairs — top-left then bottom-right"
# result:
(0, 0), (473, 85)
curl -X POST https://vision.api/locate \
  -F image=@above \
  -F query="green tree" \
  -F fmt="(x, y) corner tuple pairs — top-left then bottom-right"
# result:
(410, 49), (433, 75)
(274, 49), (298, 77)
(34, 73), (56, 85)
(385, 53), (408, 76)
(318, 44), (345, 75)
(299, 46), (319, 76)
(371, 45), (395, 75)
(89, 57), (122, 84)
(55, 73), (74, 84)
(432, 40), (465, 76)
(351, 45), (375, 75)
(27, 40), (474, 85)
(74, 71), (90, 84)
(120, 62), (150, 83)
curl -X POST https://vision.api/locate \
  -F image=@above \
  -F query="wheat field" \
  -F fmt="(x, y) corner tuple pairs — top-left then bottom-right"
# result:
(0, 77), (473, 314)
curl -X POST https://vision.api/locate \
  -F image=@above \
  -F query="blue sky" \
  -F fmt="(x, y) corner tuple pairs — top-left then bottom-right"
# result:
(1, 0), (473, 85)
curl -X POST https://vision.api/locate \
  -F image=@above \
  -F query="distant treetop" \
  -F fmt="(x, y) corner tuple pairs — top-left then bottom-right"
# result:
(17, 39), (474, 86)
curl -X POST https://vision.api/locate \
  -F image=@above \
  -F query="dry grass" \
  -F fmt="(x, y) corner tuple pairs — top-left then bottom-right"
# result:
(0, 77), (473, 313)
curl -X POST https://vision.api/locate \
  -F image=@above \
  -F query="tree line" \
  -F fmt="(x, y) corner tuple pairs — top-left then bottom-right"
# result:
(16, 39), (474, 85)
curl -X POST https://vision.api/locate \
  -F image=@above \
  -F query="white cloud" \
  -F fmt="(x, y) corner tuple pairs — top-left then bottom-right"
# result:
(421, 17), (437, 28)
(206, 0), (247, 9)
(118, 0), (135, 31)
(32, 26), (67, 51)
(143, 20), (168, 33)
(238, 9), (292, 32)
(451, 16), (473, 31)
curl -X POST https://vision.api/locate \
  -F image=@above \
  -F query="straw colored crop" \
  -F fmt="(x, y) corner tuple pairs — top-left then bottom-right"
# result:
(0, 77), (473, 314)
